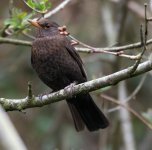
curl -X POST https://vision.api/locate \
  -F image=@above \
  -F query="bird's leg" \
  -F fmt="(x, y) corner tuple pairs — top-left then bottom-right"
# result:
(64, 81), (77, 98)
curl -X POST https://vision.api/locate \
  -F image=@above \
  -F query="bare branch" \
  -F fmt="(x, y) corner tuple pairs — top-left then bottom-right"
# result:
(27, 81), (33, 100)
(0, 105), (27, 150)
(0, 37), (31, 46)
(44, 0), (72, 18)
(1, 37), (152, 53)
(101, 94), (152, 130)
(69, 35), (138, 60)
(0, 60), (152, 112)
(128, 3), (149, 74)
(107, 75), (147, 113)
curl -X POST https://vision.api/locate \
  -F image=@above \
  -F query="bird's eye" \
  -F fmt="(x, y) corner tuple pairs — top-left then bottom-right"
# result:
(44, 23), (50, 28)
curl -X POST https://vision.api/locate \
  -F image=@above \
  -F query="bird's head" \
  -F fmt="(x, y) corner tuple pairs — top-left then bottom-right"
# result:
(28, 18), (60, 38)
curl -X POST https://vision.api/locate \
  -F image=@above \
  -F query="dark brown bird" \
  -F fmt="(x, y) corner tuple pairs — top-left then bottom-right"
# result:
(29, 18), (109, 131)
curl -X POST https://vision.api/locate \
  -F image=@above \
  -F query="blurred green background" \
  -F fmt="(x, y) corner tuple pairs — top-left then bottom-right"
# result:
(0, 0), (152, 150)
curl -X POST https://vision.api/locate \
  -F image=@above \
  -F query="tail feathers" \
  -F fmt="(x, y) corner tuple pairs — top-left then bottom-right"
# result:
(67, 102), (85, 131)
(67, 94), (109, 131)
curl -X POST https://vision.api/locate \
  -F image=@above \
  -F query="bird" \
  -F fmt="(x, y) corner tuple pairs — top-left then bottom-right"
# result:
(28, 18), (109, 131)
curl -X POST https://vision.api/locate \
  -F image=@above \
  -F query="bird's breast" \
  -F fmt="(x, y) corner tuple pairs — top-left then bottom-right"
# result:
(31, 36), (84, 90)
(31, 36), (72, 88)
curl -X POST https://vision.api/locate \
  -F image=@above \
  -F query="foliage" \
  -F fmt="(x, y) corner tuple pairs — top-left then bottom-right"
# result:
(25, 0), (51, 13)
(3, 0), (52, 32)
(4, 8), (32, 31)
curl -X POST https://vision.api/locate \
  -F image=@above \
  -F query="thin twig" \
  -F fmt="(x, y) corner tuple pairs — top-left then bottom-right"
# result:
(101, 94), (152, 130)
(22, 31), (36, 40)
(25, 0), (72, 19)
(144, 3), (148, 43)
(125, 75), (147, 102)
(69, 35), (139, 60)
(107, 74), (146, 113)
(110, 0), (152, 23)
(75, 38), (152, 52)
(0, 37), (32, 46)
(27, 81), (33, 100)
(1, 37), (152, 53)
(129, 4), (148, 75)
(128, 26), (145, 74)
(44, 0), (72, 18)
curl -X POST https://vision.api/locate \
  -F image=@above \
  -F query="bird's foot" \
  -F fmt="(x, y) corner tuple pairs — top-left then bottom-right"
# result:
(64, 82), (77, 98)
(38, 90), (53, 101)
(58, 25), (69, 36)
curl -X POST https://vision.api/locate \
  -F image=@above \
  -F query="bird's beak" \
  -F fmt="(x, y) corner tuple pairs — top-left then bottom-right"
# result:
(28, 19), (41, 28)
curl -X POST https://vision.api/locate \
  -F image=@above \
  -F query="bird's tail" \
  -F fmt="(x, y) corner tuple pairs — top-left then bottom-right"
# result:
(67, 93), (109, 131)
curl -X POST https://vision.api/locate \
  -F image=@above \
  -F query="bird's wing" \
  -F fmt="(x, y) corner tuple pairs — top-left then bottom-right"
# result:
(65, 39), (87, 80)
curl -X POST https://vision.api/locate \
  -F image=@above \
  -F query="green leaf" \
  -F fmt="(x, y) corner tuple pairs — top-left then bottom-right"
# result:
(25, 0), (52, 13)
(3, 7), (33, 30)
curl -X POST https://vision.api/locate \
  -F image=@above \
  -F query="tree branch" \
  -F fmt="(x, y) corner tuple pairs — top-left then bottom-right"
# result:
(44, 0), (72, 18)
(101, 94), (152, 130)
(0, 59), (152, 111)
(0, 106), (27, 150)
(22, 0), (71, 16)
(1, 37), (152, 53)
(0, 37), (31, 46)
